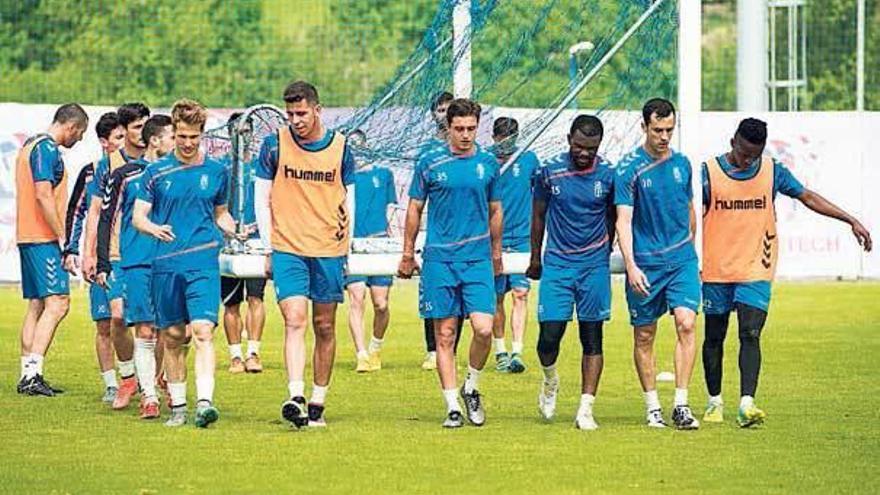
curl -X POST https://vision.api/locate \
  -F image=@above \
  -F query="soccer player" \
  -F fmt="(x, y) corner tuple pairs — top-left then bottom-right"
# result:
(254, 81), (356, 428)
(700, 118), (872, 427)
(614, 98), (701, 430)
(220, 112), (267, 374)
(82, 102), (151, 408)
(344, 130), (398, 373)
(97, 114), (174, 419)
(526, 115), (614, 430)
(16, 103), (88, 396)
(63, 112), (126, 402)
(491, 117), (539, 373)
(133, 99), (239, 428)
(398, 98), (503, 428)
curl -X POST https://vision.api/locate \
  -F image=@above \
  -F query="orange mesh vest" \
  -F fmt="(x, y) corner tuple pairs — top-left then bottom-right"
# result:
(702, 156), (778, 282)
(16, 135), (68, 244)
(271, 128), (350, 256)
(107, 150), (127, 261)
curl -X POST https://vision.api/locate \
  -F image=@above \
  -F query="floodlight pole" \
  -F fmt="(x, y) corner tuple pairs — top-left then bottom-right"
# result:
(568, 41), (595, 109)
(737, 0), (768, 110)
(499, 0), (669, 175)
(453, 0), (473, 98)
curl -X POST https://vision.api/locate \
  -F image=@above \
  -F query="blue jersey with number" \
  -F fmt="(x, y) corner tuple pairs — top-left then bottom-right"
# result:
(353, 166), (397, 237)
(87, 150), (131, 201)
(409, 145), (500, 262)
(535, 153), (614, 268)
(614, 147), (696, 267)
(137, 154), (229, 272)
(496, 149), (540, 249)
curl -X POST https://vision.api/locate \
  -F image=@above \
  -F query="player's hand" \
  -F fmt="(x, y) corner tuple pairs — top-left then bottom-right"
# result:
(152, 224), (175, 243)
(526, 259), (542, 280)
(264, 254), (273, 278)
(81, 254), (97, 282)
(95, 271), (109, 289)
(492, 253), (503, 277)
(851, 220), (872, 252)
(63, 253), (81, 275)
(397, 254), (419, 279)
(626, 263), (651, 297)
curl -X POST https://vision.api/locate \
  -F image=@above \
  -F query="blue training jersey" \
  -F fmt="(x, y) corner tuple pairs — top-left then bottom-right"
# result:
(255, 128), (355, 186)
(87, 149), (131, 202)
(701, 154), (805, 207)
(353, 166), (397, 237)
(137, 153), (229, 273)
(29, 137), (65, 186)
(535, 153), (615, 268)
(614, 146), (697, 268)
(495, 148), (540, 250)
(409, 145), (500, 262)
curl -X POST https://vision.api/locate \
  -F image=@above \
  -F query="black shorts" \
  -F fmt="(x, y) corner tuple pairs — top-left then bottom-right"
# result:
(221, 276), (267, 307)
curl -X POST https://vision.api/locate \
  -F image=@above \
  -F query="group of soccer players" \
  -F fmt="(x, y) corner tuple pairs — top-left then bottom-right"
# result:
(14, 82), (872, 431)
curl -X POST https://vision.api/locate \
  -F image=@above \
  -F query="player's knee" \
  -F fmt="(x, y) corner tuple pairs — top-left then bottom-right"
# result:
(736, 304), (767, 341)
(312, 315), (336, 340)
(675, 313), (696, 334)
(472, 325), (492, 342)
(224, 303), (242, 316)
(578, 321), (603, 356)
(96, 320), (112, 337)
(512, 290), (528, 304)
(44, 295), (70, 319)
(537, 321), (566, 355)
(633, 328), (655, 348)
(246, 296), (263, 311)
(372, 299), (389, 315)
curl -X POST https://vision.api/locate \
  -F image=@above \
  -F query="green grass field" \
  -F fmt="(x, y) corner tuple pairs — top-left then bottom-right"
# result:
(1, 281), (878, 494)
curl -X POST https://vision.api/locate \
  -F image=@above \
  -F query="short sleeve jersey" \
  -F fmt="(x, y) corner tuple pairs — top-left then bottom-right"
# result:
(701, 154), (805, 207)
(496, 149), (540, 249)
(353, 166), (397, 237)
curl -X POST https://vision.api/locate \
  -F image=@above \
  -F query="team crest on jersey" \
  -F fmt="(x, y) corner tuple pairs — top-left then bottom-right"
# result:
(476, 163), (485, 180)
(200, 174), (209, 190)
(673, 167), (683, 184)
(372, 176), (380, 188)
(512, 163), (521, 177)
(594, 181), (603, 198)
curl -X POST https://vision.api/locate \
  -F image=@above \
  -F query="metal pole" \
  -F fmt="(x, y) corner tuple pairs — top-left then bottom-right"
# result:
(453, 0), (473, 99)
(737, 0), (769, 110)
(678, 0), (703, 261)
(857, 0), (865, 111)
(500, 0), (669, 175)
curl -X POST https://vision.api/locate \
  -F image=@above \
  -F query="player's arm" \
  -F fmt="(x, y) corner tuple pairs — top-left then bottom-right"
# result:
(689, 201), (696, 240)
(489, 199), (504, 276)
(214, 204), (244, 240)
(132, 199), (174, 242)
(95, 171), (125, 287)
(615, 205), (649, 296)
(398, 198), (424, 278)
(62, 165), (91, 273)
(33, 181), (65, 240)
(82, 189), (104, 281)
(527, 197), (547, 279)
(797, 189), (872, 251)
(346, 183), (356, 244)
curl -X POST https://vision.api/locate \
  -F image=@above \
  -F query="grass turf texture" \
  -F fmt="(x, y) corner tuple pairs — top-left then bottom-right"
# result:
(1, 281), (878, 494)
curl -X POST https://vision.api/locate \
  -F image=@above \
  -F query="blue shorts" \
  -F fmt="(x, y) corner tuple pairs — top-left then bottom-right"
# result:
(419, 260), (495, 319)
(123, 265), (154, 325)
(625, 262), (701, 326)
(538, 263), (611, 322)
(272, 252), (345, 304)
(152, 269), (220, 329)
(494, 274), (530, 296)
(345, 275), (393, 288)
(703, 281), (771, 314)
(18, 242), (69, 299)
(89, 262), (125, 321)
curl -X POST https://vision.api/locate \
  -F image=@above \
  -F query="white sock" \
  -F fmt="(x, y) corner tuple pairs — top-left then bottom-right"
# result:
(228, 344), (243, 360)
(674, 387), (689, 407)
(287, 380), (305, 398)
(311, 384), (328, 405)
(443, 388), (461, 413)
(740, 395), (754, 409)
(542, 363), (558, 381)
(644, 389), (661, 412)
(493, 338), (507, 355)
(118, 359), (135, 379)
(356, 350), (369, 360)
(101, 369), (118, 389)
(247, 340), (260, 357)
(195, 376), (215, 404)
(579, 393), (596, 415)
(512, 341), (524, 355)
(20, 357), (28, 379)
(26, 353), (44, 378)
(709, 395), (723, 406)
(464, 365), (482, 394)
(134, 339), (157, 400)
(426, 351), (436, 359)
(168, 382), (187, 408)
(368, 336), (384, 354)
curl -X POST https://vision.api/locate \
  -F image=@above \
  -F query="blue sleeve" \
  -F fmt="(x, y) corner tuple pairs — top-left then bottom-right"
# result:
(88, 158), (108, 199)
(613, 165), (635, 206)
(384, 170), (397, 205)
(137, 166), (156, 205)
(701, 162), (710, 207)
(255, 134), (278, 180)
(408, 159), (428, 201)
(215, 165), (230, 206)
(773, 160), (805, 198)
(533, 167), (549, 202)
(682, 156), (693, 201)
(29, 140), (58, 183)
(341, 144), (356, 186)
(487, 163), (501, 202)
